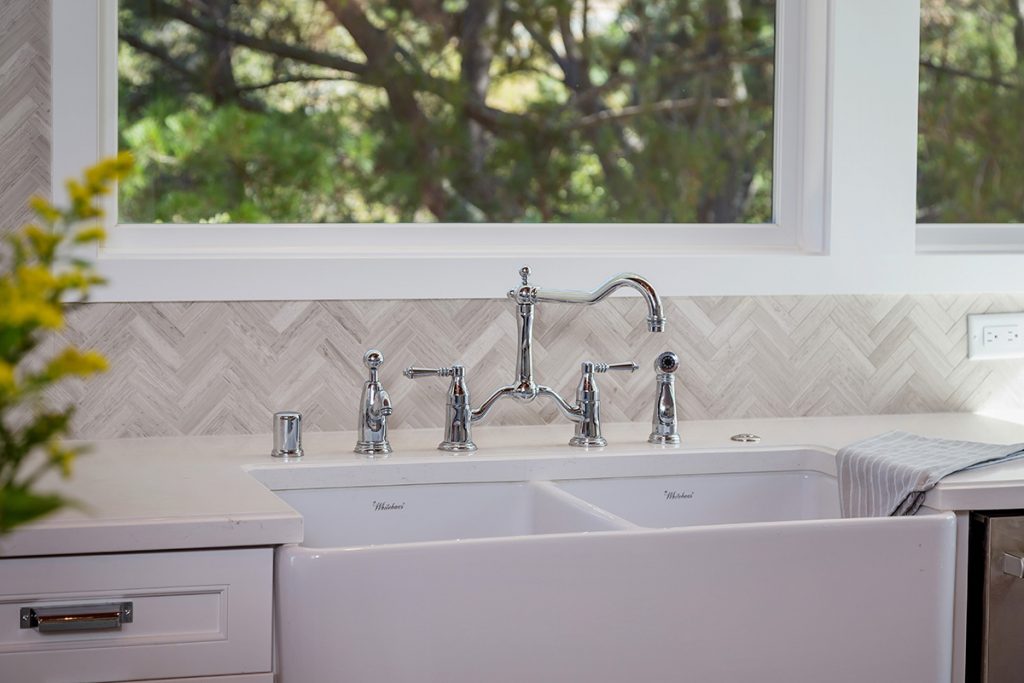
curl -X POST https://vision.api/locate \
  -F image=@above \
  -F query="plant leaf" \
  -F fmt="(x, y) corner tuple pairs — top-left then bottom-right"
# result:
(0, 488), (66, 534)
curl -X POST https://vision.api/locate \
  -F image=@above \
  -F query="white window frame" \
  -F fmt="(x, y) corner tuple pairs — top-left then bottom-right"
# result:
(918, 226), (1024, 254)
(52, 0), (832, 301)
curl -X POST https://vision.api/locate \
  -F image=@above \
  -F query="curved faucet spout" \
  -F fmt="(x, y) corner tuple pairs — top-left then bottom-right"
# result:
(532, 273), (666, 332)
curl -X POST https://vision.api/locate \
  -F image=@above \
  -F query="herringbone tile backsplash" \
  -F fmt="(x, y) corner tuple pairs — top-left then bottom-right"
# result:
(0, 0), (49, 232)
(6, 0), (1024, 439)
(46, 296), (1024, 438)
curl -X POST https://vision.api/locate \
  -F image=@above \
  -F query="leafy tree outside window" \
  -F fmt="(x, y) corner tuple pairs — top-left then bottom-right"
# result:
(919, 0), (1024, 223)
(118, 0), (777, 225)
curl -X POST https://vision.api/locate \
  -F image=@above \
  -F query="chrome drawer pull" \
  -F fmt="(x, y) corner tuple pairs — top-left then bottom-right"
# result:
(20, 602), (133, 633)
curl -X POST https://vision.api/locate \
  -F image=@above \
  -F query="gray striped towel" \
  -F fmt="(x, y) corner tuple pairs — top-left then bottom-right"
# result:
(838, 431), (1024, 517)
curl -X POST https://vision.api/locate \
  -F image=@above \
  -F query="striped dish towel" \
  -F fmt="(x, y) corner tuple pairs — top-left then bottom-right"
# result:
(837, 431), (1024, 517)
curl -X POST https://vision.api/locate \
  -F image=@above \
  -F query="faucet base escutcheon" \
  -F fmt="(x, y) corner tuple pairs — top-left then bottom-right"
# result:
(569, 435), (608, 448)
(439, 440), (477, 453)
(354, 441), (393, 457)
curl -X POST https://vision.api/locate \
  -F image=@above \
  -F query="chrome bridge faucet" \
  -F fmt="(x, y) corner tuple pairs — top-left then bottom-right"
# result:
(405, 266), (665, 450)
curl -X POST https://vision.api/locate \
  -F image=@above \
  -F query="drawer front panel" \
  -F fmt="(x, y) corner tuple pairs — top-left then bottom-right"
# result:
(0, 548), (271, 683)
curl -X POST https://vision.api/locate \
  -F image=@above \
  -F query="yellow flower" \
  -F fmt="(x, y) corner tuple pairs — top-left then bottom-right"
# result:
(55, 270), (105, 292)
(44, 348), (109, 380)
(0, 361), (15, 396)
(28, 196), (62, 224)
(65, 180), (103, 220)
(65, 180), (91, 203)
(0, 282), (64, 329)
(82, 153), (134, 194)
(16, 264), (58, 295)
(47, 444), (77, 478)
(112, 151), (135, 176)
(73, 226), (107, 245)
(1, 155), (134, 535)
(22, 225), (61, 262)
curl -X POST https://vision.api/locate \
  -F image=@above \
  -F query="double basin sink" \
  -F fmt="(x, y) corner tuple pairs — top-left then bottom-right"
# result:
(255, 448), (957, 683)
(280, 469), (839, 549)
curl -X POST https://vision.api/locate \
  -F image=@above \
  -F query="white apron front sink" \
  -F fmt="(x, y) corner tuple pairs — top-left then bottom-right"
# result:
(554, 470), (840, 527)
(261, 449), (956, 683)
(275, 480), (632, 547)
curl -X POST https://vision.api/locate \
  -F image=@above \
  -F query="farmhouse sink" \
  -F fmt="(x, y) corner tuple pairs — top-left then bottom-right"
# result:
(264, 449), (957, 683)
(275, 480), (632, 547)
(553, 470), (840, 527)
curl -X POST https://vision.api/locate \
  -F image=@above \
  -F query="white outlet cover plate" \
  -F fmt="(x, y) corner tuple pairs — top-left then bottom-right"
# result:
(967, 312), (1024, 360)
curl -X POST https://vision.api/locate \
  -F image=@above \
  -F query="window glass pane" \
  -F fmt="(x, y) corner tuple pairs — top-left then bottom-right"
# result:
(918, 0), (1024, 223)
(118, 0), (775, 224)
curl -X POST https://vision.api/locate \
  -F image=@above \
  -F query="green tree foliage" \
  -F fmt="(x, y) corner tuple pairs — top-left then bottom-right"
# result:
(119, 0), (776, 224)
(919, 0), (1024, 222)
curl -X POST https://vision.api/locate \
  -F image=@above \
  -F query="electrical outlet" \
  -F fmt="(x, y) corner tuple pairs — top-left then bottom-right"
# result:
(967, 312), (1024, 359)
(984, 326), (1017, 345)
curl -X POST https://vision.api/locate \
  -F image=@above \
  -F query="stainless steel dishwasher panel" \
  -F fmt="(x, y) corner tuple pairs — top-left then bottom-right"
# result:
(972, 513), (1024, 683)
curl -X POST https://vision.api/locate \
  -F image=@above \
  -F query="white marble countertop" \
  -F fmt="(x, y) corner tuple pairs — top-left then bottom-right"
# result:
(3, 412), (1024, 558)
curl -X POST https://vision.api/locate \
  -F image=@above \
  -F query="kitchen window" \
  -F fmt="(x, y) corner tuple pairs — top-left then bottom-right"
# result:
(917, 0), (1024, 252)
(119, 0), (778, 227)
(52, 0), (830, 301)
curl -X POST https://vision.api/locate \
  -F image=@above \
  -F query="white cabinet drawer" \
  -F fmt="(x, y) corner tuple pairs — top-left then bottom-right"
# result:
(0, 548), (272, 683)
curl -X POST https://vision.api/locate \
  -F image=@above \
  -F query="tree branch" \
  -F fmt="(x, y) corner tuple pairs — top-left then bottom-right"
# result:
(920, 59), (1019, 89)
(119, 32), (195, 81)
(556, 4), (586, 90)
(461, 100), (533, 132)
(149, 0), (369, 77)
(320, 0), (448, 217)
(120, 29), (265, 112)
(516, 19), (568, 74)
(234, 75), (356, 92)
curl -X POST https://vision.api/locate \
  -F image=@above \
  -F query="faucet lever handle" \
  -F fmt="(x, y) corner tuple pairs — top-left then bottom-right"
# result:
(570, 361), (635, 450)
(593, 361), (639, 374)
(404, 366), (458, 379)
(403, 365), (475, 453)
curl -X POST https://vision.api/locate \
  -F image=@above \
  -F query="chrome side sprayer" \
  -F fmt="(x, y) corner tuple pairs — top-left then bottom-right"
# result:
(648, 351), (681, 445)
